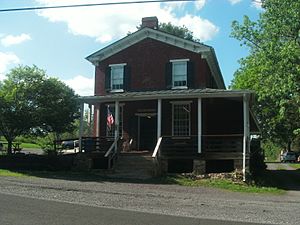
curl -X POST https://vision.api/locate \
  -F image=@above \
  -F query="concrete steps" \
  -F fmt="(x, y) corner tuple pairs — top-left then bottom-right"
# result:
(111, 152), (156, 179)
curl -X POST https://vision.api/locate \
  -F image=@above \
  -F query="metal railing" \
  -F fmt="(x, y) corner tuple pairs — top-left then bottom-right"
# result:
(104, 137), (120, 169)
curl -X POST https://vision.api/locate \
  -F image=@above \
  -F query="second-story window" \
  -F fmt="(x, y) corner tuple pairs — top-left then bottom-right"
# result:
(111, 66), (123, 90)
(106, 63), (130, 92)
(172, 60), (187, 88)
(110, 64), (125, 91)
(166, 59), (193, 89)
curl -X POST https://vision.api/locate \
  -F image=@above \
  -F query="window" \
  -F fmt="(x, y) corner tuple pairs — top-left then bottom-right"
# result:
(110, 64), (125, 91)
(106, 105), (123, 138)
(171, 59), (189, 88)
(172, 103), (191, 136)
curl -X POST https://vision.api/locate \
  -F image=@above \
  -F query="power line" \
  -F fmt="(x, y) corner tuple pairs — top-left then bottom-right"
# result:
(0, 0), (198, 13)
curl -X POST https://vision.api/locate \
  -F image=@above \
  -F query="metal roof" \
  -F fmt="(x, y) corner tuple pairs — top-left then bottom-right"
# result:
(80, 88), (254, 104)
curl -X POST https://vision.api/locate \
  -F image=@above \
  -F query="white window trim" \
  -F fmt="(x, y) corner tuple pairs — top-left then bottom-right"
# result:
(169, 59), (190, 62)
(172, 102), (191, 137)
(109, 63), (127, 67)
(109, 63), (126, 92)
(171, 59), (189, 89)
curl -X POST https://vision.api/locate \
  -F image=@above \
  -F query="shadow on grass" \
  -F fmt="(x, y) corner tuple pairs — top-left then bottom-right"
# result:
(0, 167), (180, 185)
(254, 168), (300, 191)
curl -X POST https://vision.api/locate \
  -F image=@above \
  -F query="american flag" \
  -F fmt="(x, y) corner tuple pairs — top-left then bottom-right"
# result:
(107, 106), (114, 130)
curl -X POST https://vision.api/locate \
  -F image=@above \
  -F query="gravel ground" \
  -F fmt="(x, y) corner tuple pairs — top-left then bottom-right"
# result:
(0, 175), (299, 225)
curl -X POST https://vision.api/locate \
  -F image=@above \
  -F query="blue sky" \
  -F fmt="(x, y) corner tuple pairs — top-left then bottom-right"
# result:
(0, 0), (261, 95)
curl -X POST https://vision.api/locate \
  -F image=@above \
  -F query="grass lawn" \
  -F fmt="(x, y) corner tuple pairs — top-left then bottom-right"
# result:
(288, 163), (300, 169)
(0, 169), (29, 177)
(20, 142), (41, 149)
(0, 169), (285, 195)
(159, 175), (284, 194)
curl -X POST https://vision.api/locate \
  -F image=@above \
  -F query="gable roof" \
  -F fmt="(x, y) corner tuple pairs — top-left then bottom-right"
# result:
(86, 27), (226, 89)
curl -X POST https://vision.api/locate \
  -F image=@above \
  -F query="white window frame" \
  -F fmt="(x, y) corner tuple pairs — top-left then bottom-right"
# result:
(106, 104), (124, 138)
(171, 101), (191, 137)
(109, 63), (126, 92)
(170, 59), (189, 89)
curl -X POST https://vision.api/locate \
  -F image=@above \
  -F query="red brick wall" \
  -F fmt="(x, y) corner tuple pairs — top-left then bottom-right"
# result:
(94, 38), (213, 95)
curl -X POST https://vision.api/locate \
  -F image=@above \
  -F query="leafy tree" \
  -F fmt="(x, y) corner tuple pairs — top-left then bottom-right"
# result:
(134, 22), (200, 42)
(0, 65), (79, 154)
(36, 77), (79, 140)
(231, 0), (300, 151)
(0, 65), (46, 154)
(158, 22), (199, 42)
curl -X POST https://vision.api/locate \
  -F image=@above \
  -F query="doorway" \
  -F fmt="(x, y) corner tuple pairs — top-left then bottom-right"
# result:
(137, 114), (157, 151)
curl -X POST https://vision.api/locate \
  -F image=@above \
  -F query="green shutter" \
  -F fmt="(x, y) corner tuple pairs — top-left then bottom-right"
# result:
(124, 65), (131, 91)
(165, 62), (172, 89)
(187, 61), (194, 89)
(105, 67), (111, 91)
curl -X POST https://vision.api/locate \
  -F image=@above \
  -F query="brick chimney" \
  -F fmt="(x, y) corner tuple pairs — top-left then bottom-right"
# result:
(141, 17), (158, 29)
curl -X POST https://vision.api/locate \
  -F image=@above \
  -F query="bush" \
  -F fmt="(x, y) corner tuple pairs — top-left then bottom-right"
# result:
(250, 138), (267, 176)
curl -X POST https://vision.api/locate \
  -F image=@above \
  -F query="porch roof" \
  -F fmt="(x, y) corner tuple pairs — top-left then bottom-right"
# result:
(80, 88), (254, 104)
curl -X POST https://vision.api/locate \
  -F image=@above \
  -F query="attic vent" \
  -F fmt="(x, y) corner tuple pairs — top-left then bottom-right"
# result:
(141, 16), (158, 29)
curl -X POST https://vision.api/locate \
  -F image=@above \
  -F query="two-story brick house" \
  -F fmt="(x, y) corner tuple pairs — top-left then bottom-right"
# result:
(79, 17), (259, 178)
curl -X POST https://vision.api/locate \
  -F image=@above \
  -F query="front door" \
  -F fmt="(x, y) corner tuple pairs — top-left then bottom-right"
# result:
(138, 116), (157, 150)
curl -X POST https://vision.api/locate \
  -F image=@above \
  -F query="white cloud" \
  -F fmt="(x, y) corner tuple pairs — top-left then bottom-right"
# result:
(0, 52), (20, 80)
(228, 0), (242, 5)
(36, 0), (217, 43)
(1, 34), (31, 47)
(63, 75), (94, 96)
(177, 15), (219, 42)
(251, 0), (262, 9)
(195, 0), (206, 10)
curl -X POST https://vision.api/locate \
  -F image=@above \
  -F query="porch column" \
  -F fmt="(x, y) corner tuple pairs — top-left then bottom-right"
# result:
(88, 104), (92, 136)
(115, 101), (120, 152)
(157, 99), (162, 140)
(243, 94), (250, 181)
(96, 105), (100, 137)
(198, 98), (202, 153)
(79, 102), (84, 152)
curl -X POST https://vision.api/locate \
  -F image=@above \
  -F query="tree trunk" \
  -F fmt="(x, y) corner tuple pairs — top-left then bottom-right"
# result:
(287, 141), (292, 152)
(7, 140), (13, 155)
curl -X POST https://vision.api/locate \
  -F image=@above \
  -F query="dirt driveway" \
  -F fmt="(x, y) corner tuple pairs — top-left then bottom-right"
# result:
(266, 162), (300, 192)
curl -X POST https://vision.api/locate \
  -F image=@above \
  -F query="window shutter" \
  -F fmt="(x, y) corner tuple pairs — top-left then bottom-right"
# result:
(187, 61), (194, 89)
(124, 65), (131, 91)
(105, 67), (111, 91)
(165, 62), (172, 89)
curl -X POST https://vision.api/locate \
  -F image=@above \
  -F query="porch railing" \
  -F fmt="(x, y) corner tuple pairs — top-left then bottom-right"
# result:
(81, 137), (113, 153)
(203, 135), (243, 152)
(104, 137), (120, 169)
(159, 135), (243, 158)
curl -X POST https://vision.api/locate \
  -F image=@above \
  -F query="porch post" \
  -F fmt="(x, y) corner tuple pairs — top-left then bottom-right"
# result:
(243, 94), (250, 181)
(157, 99), (162, 140)
(115, 100), (119, 152)
(96, 104), (100, 137)
(198, 98), (202, 154)
(88, 104), (92, 136)
(79, 102), (84, 152)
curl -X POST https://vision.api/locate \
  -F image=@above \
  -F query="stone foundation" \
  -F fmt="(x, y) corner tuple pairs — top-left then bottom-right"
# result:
(193, 159), (206, 174)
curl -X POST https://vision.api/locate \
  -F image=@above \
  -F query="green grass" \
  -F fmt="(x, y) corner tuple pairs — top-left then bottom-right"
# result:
(288, 163), (300, 169)
(0, 169), (29, 177)
(160, 175), (284, 194)
(20, 142), (41, 149)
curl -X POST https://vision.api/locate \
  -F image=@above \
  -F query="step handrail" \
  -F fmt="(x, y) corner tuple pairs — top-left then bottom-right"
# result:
(152, 137), (162, 158)
(105, 137), (119, 157)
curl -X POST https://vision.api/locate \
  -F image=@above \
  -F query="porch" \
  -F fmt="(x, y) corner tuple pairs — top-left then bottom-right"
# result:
(79, 89), (258, 180)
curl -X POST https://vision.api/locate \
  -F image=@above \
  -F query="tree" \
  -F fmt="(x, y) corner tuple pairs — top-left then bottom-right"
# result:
(0, 65), (46, 154)
(158, 22), (199, 42)
(0, 65), (79, 154)
(134, 22), (200, 42)
(231, 0), (300, 151)
(36, 77), (79, 140)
